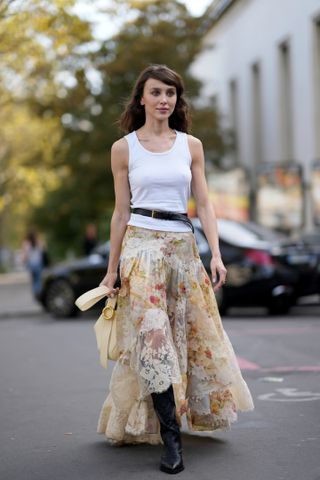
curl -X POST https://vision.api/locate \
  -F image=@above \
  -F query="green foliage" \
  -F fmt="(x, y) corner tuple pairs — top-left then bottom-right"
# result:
(0, 0), (93, 258)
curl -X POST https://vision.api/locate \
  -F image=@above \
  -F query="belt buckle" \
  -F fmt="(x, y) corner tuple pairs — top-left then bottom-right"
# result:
(151, 210), (155, 218)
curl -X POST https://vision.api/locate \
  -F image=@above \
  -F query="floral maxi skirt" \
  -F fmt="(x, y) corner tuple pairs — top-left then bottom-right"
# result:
(97, 225), (254, 445)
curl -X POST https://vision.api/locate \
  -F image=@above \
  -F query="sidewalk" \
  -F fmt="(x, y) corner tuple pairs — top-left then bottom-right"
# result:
(0, 271), (43, 318)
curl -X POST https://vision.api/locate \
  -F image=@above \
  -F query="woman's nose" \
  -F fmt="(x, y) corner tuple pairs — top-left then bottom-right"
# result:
(159, 94), (168, 104)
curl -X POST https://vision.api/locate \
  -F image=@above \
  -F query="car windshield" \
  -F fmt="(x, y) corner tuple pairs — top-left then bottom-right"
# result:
(218, 220), (286, 247)
(241, 222), (287, 241)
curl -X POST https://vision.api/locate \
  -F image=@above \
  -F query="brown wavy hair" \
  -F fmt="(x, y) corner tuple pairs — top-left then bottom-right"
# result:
(119, 64), (191, 133)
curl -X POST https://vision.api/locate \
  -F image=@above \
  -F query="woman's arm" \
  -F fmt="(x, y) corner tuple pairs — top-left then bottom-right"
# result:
(188, 135), (227, 291)
(99, 138), (131, 295)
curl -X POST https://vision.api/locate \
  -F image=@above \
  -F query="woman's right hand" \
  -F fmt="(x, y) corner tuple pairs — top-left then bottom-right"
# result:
(99, 272), (119, 298)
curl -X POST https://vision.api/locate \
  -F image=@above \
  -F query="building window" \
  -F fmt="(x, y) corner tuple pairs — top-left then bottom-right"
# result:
(278, 40), (294, 161)
(251, 62), (263, 165)
(229, 79), (240, 163)
(313, 18), (320, 158)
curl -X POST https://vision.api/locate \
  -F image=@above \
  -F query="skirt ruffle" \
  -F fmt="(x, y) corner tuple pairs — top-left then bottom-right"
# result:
(97, 226), (254, 444)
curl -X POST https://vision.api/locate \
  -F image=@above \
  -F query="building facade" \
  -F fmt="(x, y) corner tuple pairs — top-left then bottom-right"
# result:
(191, 0), (320, 232)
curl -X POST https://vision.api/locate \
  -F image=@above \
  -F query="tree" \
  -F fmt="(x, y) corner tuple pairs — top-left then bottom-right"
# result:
(1, 0), (233, 265)
(33, 0), (232, 259)
(0, 0), (93, 263)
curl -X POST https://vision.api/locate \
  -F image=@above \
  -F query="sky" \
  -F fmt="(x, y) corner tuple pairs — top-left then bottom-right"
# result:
(74, 0), (213, 41)
(180, 0), (213, 16)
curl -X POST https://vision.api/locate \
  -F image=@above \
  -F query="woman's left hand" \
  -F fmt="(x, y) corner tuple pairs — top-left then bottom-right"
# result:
(210, 255), (227, 292)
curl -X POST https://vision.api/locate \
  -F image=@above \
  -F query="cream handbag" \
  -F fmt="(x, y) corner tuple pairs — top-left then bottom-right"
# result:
(75, 285), (120, 369)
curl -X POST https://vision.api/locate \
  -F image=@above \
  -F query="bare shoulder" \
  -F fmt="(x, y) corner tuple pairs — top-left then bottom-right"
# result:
(186, 134), (204, 161)
(187, 134), (202, 147)
(111, 137), (128, 155)
(111, 137), (129, 169)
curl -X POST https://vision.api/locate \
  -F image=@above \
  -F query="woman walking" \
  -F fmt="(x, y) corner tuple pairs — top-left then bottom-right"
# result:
(97, 64), (254, 474)
(21, 229), (47, 299)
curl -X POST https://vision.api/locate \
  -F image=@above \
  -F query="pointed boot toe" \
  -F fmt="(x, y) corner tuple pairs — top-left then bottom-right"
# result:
(160, 456), (184, 474)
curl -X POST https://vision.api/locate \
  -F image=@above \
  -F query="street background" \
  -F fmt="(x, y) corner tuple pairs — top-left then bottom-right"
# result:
(1, 1), (320, 479)
(1, 275), (319, 480)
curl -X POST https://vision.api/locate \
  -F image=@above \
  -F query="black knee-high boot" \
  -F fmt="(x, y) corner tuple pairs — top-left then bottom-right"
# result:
(151, 385), (184, 474)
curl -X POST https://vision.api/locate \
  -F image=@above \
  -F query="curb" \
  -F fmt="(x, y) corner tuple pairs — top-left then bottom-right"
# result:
(0, 310), (44, 320)
(0, 271), (29, 285)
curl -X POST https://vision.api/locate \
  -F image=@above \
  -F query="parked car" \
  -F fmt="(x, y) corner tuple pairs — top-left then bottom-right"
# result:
(287, 230), (320, 299)
(37, 244), (116, 318)
(192, 219), (299, 315)
(38, 219), (316, 317)
(232, 222), (320, 302)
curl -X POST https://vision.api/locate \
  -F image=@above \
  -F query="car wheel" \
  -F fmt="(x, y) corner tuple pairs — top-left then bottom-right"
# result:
(45, 279), (78, 318)
(213, 285), (228, 315)
(268, 297), (292, 316)
(218, 302), (228, 316)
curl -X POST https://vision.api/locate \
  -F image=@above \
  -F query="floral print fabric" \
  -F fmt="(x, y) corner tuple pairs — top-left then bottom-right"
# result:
(97, 225), (254, 444)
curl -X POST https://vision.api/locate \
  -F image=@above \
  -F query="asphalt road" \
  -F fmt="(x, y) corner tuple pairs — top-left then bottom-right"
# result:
(1, 304), (320, 480)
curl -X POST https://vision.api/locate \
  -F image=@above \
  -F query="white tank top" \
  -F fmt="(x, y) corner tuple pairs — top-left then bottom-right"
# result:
(124, 130), (192, 232)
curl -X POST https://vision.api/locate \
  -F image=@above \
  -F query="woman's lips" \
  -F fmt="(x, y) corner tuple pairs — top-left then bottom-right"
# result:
(157, 108), (169, 112)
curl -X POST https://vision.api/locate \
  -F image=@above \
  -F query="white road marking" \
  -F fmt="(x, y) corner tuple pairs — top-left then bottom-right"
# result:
(258, 388), (320, 402)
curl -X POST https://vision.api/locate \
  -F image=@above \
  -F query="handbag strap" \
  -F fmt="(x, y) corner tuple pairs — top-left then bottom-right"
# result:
(75, 285), (114, 311)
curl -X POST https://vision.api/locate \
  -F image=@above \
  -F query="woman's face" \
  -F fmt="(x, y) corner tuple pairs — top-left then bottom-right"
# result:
(140, 78), (177, 121)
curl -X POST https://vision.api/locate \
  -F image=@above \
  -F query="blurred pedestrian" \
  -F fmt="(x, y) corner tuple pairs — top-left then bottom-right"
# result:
(83, 223), (98, 256)
(21, 229), (48, 298)
(97, 65), (254, 473)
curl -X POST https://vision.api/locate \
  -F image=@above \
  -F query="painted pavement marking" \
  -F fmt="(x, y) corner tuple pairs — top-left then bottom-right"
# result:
(258, 388), (320, 402)
(236, 356), (320, 373)
(229, 325), (320, 335)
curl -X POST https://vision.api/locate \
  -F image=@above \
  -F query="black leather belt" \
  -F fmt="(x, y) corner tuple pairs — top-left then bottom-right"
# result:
(131, 208), (194, 233)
